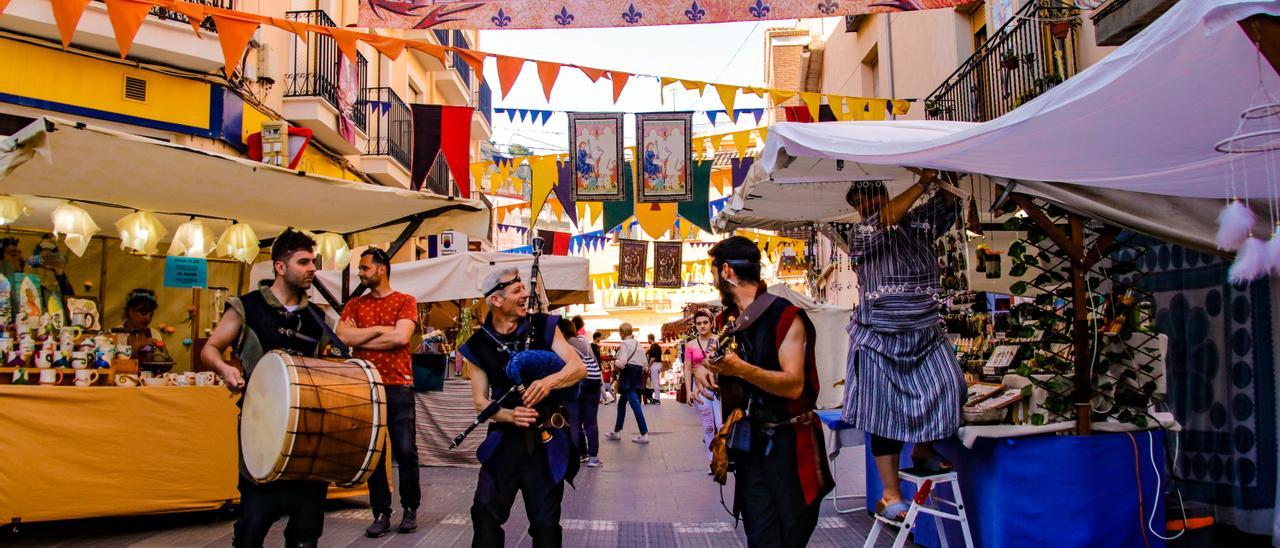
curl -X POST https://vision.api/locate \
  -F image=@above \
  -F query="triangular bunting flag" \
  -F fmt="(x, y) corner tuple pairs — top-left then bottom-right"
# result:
(170, 2), (210, 35)
(455, 49), (487, 83)
(844, 97), (865, 121)
(768, 88), (797, 107)
(731, 131), (751, 158)
(103, 0), (155, 58)
(50, 0), (91, 48)
(471, 163), (487, 192)
(496, 56), (525, 99)
(536, 61), (561, 101)
(799, 92), (822, 121)
(635, 202), (678, 240)
(328, 28), (359, 63)
(538, 110), (553, 125)
(706, 110), (720, 125)
(554, 158), (578, 225)
(578, 66), (607, 82)
(660, 76), (679, 89)
(364, 35), (406, 61)
(610, 72), (631, 103)
(730, 157), (753, 190)
(529, 156), (558, 229)
(715, 84), (738, 123)
(744, 87), (766, 98)
(864, 99), (887, 121)
(892, 100), (911, 115)
(407, 42), (447, 65)
(829, 95), (847, 120)
(692, 137), (706, 160)
(209, 13), (260, 78)
(680, 80), (707, 95)
(589, 201), (603, 225)
(756, 127), (769, 146)
(504, 109), (518, 123)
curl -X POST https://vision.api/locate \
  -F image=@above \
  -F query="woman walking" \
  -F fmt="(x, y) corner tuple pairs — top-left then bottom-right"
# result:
(683, 309), (721, 465)
(605, 323), (650, 444)
(559, 317), (604, 467)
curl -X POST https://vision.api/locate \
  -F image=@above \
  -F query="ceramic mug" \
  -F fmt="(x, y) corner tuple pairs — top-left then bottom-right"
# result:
(143, 376), (166, 387)
(38, 369), (63, 385)
(195, 371), (217, 386)
(11, 368), (29, 384)
(184, 372), (197, 385)
(164, 373), (186, 386)
(7, 350), (25, 367)
(71, 351), (88, 370)
(99, 345), (116, 362)
(114, 374), (139, 387)
(73, 369), (99, 387)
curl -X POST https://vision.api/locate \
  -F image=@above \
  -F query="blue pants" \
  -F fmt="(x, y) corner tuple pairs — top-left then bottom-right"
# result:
(612, 388), (648, 435)
(566, 380), (601, 457)
(368, 385), (421, 515)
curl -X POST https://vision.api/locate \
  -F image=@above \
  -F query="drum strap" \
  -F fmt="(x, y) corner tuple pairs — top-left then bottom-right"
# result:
(304, 305), (352, 359)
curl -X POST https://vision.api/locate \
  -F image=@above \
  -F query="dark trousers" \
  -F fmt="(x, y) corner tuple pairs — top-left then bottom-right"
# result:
(565, 380), (601, 457)
(368, 384), (421, 515)
(471, 430), (565, 548)
(233, 476), (328, 548)
(734, 426), (822, 548)
(612, 388), (649, 435)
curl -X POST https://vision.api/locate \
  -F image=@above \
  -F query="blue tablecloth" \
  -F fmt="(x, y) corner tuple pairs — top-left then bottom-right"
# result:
(866, 429), (1168, 547)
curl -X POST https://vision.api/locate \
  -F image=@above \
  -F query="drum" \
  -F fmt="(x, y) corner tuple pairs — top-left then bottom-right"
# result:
(240, 350), (387, 486)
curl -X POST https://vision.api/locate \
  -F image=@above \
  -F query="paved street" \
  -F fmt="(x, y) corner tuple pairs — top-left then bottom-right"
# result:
(5, 399), (900, 547)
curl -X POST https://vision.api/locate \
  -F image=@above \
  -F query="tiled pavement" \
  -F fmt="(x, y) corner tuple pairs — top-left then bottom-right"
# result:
(5, 399), (910, 547)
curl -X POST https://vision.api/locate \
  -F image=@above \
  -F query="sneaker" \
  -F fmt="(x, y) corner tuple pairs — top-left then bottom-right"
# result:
(604, 431), (622, 441)
(580, 454), (589, 463)
(397, 507), (418, 534)
(587, 457), (603, 467)
(633, 434), (650, 444)
(365, 512), (392, 538)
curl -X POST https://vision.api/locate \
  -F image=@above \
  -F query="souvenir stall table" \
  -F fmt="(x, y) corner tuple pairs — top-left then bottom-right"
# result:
(711, 3), (1280, 543)
(270, 251), (593, 467)
(0, 117), (490, 526)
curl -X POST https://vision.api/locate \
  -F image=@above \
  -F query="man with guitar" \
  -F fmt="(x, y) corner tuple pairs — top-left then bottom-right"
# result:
(691, 236), (833, 548)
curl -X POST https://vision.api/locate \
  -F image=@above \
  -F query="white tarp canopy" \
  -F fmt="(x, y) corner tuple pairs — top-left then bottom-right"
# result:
(251, 252), (593, 306)
(0, 117), (490, 245)
(742, 0), (1280, 200)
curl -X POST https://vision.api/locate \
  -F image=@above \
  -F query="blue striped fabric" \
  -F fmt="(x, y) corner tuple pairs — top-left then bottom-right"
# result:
(569, 336), (602, 381)
(840, 193), (965, 443)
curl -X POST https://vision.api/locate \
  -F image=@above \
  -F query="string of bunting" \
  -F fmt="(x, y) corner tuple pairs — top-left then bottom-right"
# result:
(493, 107), (769, 128)
(5, 0), (910, 119)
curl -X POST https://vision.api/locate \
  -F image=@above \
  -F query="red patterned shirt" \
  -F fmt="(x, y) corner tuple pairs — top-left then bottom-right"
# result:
(340, 291), (418, 386)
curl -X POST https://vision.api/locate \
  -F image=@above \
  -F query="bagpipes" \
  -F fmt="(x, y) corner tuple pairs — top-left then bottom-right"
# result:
(450, 236), (571, 449)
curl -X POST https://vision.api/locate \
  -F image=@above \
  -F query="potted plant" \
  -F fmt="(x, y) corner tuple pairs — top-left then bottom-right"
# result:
(1000, 50), (1021, 71)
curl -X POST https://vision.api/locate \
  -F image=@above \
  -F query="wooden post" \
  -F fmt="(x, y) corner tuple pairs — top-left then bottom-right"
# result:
(1068, 214), (1092, 435)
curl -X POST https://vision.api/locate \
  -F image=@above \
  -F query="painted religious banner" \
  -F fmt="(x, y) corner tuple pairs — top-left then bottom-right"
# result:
(652, 241), (683, 289)
(635, 112), (692, 203)
(358, 1), (972, 31)
(569, 113), (625, 202)
(617, 239), (648, 287)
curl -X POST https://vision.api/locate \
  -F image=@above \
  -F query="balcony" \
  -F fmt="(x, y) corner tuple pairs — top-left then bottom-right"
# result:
(362, 87), (413, 188)
(924, 1), (1080, 123)
(1091, 0), (1180, 46)
(282, 10), (368, 155)
(472, 80), (493, 139)
(431, 30), (472, 105)
(0, 0), (227, 72)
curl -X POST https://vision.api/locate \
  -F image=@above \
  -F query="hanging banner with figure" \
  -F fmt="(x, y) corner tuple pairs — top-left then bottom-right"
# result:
(652, 241), (683, 289)
(358, 1), (972, 31)
(569, 113), (625, 202)
(618, 239), (648, 287)
(636, 112), (692, 203)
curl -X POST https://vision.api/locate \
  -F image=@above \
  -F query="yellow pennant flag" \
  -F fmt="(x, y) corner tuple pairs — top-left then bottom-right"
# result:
(471, 163), (487, 192)
(529, 156), (558, 229)
(680, 79), (707, 95)
(577, 202), (590, 224)
(846, 97), (867, 121)
(634, 202), (678, 240)
(892, 100), (911, 115)
(768, 88), (797, 107)
(589, 201), (603, 225)
(743, 87), (766, 98)
(660, 76), (678, 89)
(731, 131), (752, 158)
(864, 99), (888, 121)
(756, 127), (769, 146)
(828, 95), (847, 120)
(692, 137), (706, 160)
(799, 92), (822, 121)
(715, 84), (739, 123)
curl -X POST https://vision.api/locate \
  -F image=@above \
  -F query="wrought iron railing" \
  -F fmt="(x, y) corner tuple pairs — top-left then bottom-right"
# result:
(92, 0), (231, 32)
(283, 10), (368, 133)
(363, 87), (412, 171)
(924, 1), (1079, 122)
(433, 29), (450, 45)
(478, 80), (492, 126)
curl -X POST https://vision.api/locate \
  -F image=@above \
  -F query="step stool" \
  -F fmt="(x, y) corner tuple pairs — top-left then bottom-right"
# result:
(863, 470), (974, 548)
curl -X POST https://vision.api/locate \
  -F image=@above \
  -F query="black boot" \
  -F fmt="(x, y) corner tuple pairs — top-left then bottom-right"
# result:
(398, 507), (418, 534)
(365, 512), (392, 538)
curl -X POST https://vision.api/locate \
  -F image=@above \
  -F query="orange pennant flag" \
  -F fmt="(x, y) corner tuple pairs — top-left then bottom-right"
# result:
(50, 0), (91, 48)
(209, 13), (260, 78)
(103, 0), (155, 58)
(715, 84), (738, 123)
(329, 28), (359, 63)
(536, 61), (561, 101)
(168, 1), (210, 35)
(660, 77), (679, 89)
(610, 71), (630, 103)
(712, 170), (730, 195)
(768, 88), (797, 107)
(799, 92), (822, 121)
(455, 49), (487, 83)
(269, 16), (308, 43)
(496, 56), (525, 99)
(680, 79), (706, 95)
(408, 42), (447, 65)
(0, 0), (10, 17)
(578, 66), (607, 82)
(363, 34), (405, 61)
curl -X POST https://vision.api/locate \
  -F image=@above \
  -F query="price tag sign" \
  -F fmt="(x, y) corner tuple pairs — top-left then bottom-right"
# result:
(164, 256), (208, 288)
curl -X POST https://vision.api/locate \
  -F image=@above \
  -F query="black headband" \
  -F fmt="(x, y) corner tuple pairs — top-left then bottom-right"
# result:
(484, 275), (522, 297)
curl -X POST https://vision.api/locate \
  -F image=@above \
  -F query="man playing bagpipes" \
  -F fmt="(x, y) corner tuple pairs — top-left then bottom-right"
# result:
(691, 236), (834, 548)
(457, 266), (586, 548)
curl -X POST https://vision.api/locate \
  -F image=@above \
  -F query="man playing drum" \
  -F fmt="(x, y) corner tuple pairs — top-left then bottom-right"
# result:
(336, 248), (421, 538)
(459, 267), (585, 547)
(202, 230), (331, 548)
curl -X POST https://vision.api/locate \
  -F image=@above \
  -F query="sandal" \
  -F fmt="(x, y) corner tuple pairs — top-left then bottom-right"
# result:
(875, 500), (911, 522)
(911, 453), (954, 475)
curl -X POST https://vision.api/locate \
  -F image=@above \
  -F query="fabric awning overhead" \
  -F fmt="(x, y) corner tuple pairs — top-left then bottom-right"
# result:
(0, 117), (490, 245)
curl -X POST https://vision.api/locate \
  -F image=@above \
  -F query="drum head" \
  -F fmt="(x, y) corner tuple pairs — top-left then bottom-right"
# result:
(240, 351), (294, 481)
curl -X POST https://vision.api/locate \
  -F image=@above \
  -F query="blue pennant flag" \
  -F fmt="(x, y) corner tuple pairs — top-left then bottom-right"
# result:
(537, 110), (553, 125)
(706, 110), (720, 125)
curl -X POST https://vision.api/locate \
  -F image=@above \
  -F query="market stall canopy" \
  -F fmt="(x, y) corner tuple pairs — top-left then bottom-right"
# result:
(0, 117), (490, 246)
(252, 252), (593, 307)
(747, 0), (1280, 200)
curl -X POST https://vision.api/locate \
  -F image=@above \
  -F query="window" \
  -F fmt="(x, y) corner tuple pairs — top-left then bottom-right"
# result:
(861, 45), (879, 97)
(408, 79), (424, 104)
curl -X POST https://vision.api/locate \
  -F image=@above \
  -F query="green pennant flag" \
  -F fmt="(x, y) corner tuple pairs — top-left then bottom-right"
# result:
(678, 160), (714, 234)
(602, 160), (635, 233)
